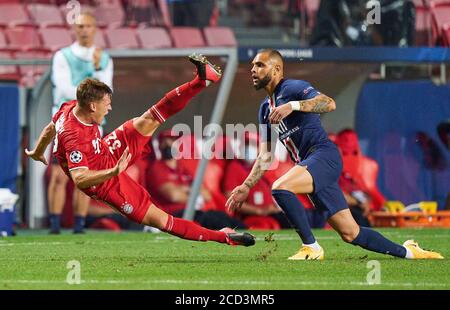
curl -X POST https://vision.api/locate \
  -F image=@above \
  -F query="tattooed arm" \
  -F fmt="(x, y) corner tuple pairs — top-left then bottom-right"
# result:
(225, 142), (273, 211)
(296, 94), (336, 113)
(269, 94), (336, 123)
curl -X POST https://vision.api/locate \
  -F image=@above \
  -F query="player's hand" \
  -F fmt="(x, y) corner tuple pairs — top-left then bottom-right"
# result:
(93, 48), (103, 70)
(114, 147), (131, 176)
(24, 148), (48, 165)
(269, 103), (293, 124)
(226, 184), (250, 212)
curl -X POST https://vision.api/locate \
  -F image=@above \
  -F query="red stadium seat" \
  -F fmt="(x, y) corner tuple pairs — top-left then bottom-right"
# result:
(0, 30), (8, 51)
(443, 23), (450, 45)
(0, 51), (20, 80)
(94, 1), (125, 28)
(414, 0), (432, 45)
(430, 0), (450, 44)
(137, 27), (172, 49)
(203, 27), (237, 47)
(5, 26), (42, 51)
(169, 27), (205, 48)
(40, 27), (73, 52)
(105, 28), (140, 49)
(0, 4), (31, 27)
(14, 50), (50, 77)
(27, 3), (65, 27)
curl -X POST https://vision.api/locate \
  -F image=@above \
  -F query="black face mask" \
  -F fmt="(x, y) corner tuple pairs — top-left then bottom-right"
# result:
(161, 146), (173, 160)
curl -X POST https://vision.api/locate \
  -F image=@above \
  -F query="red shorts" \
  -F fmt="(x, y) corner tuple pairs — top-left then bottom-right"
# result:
(97, 172), (152, 223)
(94, 120), (154, 223)
(104, 119), (150, 166)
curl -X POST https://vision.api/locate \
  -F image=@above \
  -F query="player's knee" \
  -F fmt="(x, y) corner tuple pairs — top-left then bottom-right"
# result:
(52, 169), (68, 186)
(271, 179), (291, 191)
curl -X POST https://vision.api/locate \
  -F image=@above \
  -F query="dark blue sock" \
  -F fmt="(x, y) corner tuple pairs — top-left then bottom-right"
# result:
(272, 189), (316, 244)
(351, 227), (406, 258)
(74, 216), (85, 233)
(49, 214), (60, 233)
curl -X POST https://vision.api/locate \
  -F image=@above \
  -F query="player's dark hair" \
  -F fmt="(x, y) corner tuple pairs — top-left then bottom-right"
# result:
(259, 48), (284, 63)
(77, 78), (112, 108)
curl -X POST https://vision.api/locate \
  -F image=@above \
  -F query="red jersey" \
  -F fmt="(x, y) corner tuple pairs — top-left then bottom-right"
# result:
(51, 100), (153, 223)
(52, 101), (116, 195)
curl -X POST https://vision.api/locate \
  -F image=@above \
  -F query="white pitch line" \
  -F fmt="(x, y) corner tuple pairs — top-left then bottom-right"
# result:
(0, 233), (447, 247)
(0, 279), (448, 288)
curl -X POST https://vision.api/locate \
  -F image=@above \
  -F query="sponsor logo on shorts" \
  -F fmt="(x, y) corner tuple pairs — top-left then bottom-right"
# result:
(122, 203), (134, 215)
(69, 151), (82, 164)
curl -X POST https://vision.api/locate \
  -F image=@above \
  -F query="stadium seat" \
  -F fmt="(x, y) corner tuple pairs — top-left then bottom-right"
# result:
(5, 26), (42, 51)
(384, 201), (405, 213)
(40, 27), (73, 52)
(0, 51), (20, 80)
(59, 4), (95, 24)
(27, 3), (65, 28)
(14, 50), (50, 77)
(0, 4), (32, 27)
(414, 0), (432, 45)
(430, 1), (450, 44)
(203, 27), (237, 47)
(0, 30), (8, 51)
(105, 28), (140, 49)
(419, 201), (438, 213)
(137, 27), (172, 49)
(94, 0), (125, 28)
(443, 24), (450, 45)
(169, 27), (206, 48)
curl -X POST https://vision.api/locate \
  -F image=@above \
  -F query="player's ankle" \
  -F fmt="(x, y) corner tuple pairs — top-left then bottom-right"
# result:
(303, 241), (321, 251)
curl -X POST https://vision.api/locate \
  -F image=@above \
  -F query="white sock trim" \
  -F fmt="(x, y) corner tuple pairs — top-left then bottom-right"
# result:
(404, 246), (413, 259)
(303, 241), (321, 251)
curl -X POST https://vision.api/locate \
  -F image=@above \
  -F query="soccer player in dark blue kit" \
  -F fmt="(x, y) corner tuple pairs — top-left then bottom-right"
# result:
(226, 49), (443, 260)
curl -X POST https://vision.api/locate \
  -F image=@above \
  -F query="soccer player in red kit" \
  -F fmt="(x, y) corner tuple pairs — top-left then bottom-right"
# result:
(25, 54), (255, 247)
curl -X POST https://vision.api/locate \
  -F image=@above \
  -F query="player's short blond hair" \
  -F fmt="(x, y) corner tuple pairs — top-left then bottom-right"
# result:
(77, 78), (112, 108)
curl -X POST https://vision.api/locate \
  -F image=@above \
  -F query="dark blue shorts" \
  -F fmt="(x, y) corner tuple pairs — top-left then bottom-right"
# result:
(299, 143), (348, 218)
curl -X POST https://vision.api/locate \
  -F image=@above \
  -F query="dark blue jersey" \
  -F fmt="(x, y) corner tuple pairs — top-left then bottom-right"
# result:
(258, 79), (332, 162)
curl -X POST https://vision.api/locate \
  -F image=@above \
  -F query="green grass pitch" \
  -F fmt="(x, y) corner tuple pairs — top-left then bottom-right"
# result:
(0, 228), (448, 290)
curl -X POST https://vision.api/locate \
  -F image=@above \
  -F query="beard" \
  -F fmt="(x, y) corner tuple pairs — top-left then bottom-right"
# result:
(253, 72), (272, 90)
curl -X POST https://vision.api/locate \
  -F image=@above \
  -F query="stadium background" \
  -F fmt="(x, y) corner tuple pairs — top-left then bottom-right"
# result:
(0, 1), (448, 240)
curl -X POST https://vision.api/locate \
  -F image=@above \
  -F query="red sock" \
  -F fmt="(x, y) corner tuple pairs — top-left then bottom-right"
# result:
(149, 76), (206, 123)
(163, 215), (227, 243)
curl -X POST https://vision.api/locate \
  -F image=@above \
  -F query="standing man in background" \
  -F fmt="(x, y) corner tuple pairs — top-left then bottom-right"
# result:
(49, 12), (113, 234)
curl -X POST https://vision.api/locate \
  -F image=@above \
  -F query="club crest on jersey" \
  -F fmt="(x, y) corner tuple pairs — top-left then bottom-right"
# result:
(69, 151), (82, 164)
(121, 203), (134, 215)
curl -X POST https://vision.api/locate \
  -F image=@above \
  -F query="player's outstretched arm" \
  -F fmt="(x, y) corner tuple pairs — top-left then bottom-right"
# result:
(70, 147), (132, 189)
(226, 142), (273, 212)
(25, 122), (56, 165)
(269, 94), (336, 123)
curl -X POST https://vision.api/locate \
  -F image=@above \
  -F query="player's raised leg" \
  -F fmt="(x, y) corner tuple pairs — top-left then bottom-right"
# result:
(133, 53), (222, 137)
(271, 165), (323, 260)
(328, 208), (444, 259)
(141, 204), (255, 246)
